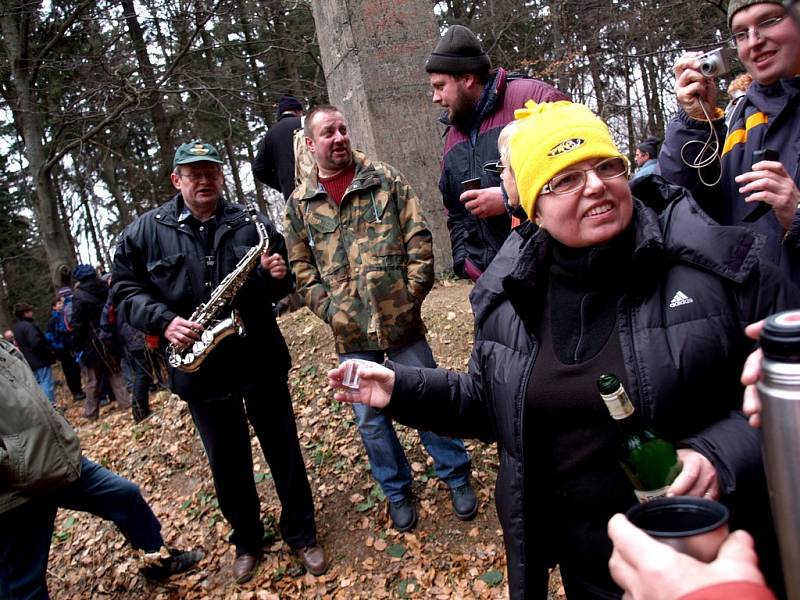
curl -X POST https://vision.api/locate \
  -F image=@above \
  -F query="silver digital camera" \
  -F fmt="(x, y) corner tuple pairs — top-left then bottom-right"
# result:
(698, 48), (731, 78)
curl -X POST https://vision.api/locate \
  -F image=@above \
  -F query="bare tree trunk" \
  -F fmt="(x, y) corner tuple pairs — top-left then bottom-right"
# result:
(271, 3), (303, 98)
(648, 56), (666, 137)
(79, 186), (108, 272)
(223, 139), (247, 205)
(236, 6), (272, 126)
(98, 152), (134, 227)
(242, 135), (268, 214)
(624, 61), (636, 162)
(551, 0), (569, 94)
(1, 2), (85, 287)
(587, 51), (605, 118)
(52, 166), (79, 259)
(120, 0), (174, 193)
(637, 55), (653, 135)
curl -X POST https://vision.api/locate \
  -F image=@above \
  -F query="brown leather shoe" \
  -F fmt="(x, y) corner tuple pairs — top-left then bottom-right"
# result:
(293, 544), (328, 576)
(232, 552), (260, 584)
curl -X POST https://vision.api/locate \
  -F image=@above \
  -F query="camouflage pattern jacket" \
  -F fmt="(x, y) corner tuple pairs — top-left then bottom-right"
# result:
(285, 151), (434, 353)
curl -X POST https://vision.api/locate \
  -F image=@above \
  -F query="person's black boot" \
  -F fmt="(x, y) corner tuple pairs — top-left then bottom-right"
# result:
(388, 496), (418, 532)
(450, 482), (478, 521)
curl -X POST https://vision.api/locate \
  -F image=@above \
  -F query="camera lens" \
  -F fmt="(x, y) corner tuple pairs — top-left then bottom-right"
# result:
(700, 58), (717, 77)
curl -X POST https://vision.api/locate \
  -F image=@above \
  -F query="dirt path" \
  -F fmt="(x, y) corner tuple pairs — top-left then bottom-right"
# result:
(47, 280), (564, 599)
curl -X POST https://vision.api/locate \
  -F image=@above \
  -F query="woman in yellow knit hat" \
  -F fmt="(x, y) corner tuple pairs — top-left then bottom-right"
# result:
(328, 102), (794, 599)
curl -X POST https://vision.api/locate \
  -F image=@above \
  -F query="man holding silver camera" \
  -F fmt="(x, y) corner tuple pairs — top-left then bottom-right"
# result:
(659, 0), (800, 282)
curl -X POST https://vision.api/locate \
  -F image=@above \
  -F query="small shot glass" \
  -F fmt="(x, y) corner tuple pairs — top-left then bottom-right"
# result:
(341, 359), (376, 389)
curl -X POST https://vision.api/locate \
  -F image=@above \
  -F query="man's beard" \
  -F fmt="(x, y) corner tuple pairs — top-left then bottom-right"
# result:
(449, 94), (477, 131)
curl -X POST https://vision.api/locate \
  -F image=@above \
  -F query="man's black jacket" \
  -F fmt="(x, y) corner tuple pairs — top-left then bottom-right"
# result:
(112, 194), (292, 401)
(252, 114), (301, 200)
(12, 318), (54, 370)
(72, 277), (112, 367)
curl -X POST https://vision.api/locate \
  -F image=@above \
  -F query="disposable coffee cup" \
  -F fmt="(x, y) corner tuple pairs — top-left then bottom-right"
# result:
(626, 496), (729, 562)
(341, 359), (376, 390)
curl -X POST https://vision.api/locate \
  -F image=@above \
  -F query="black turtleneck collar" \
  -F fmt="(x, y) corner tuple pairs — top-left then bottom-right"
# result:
(550, 224), (635, 287)
(548, 225), (635, 364)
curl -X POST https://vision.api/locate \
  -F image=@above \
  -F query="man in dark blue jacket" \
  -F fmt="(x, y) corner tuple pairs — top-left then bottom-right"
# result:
(660, 0), (800, 282)
(12, 302), (56, 404)
(113, 141), (326, 584)
(46, 295), (85, 402)
(425, 25), (568, 280)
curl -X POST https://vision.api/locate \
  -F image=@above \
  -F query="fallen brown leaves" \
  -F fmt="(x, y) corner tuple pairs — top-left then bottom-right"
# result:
(48, 280), (564, 599)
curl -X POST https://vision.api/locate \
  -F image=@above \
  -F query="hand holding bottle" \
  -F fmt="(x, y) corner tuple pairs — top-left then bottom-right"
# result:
(598, 374), (683, 502)
(667, 449), (719, 500)
(328, 360), (395, 409)
(741, 320), (765, 428)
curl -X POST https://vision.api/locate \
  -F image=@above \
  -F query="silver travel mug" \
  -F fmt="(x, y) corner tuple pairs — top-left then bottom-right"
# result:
(758, 310), (800, 600)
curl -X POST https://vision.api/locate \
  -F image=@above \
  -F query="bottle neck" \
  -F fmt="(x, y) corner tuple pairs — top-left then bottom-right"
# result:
(600, 386), (635, 421)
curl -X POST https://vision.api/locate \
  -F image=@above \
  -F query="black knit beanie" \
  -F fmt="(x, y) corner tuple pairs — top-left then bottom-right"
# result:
(727, 0), (782, 27)
(276, 95), (302, 117)
(425, 25), (491, 74)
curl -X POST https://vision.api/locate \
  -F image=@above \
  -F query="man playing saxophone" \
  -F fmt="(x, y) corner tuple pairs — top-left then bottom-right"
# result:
(112, 141), (327, 583)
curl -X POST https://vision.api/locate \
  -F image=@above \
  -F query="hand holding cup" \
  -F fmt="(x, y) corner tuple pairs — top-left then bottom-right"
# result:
(328, 359), (395, 409)
(608, 513), (766, 600)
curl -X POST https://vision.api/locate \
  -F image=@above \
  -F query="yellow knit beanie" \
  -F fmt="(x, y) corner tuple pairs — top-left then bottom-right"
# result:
(510, 101), (621, 218)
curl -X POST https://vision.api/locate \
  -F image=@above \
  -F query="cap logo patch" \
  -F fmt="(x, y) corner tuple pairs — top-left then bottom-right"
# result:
(189, 144), (210, 156)
(548, 138), (585, 157)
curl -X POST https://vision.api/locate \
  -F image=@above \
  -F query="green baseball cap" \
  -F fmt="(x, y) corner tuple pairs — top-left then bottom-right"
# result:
(173, 140), (224, 167)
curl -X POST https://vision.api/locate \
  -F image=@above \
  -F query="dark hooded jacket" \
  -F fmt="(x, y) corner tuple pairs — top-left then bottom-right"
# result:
(71, 277), (113, 367)
(252, 113), (302, 200)
(659, 77), (800, 282)
(439, 67), (568, 278)
(112, 194), (292, 402)
(13, 317), (55, 371)
(386, 185), (800, 599)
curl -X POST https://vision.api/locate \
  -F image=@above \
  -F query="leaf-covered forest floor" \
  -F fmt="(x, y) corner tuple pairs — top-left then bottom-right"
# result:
(47, 279), (565, 599)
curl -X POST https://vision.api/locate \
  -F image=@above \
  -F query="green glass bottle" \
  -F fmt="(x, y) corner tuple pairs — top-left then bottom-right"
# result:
(597, 373), (683, 503)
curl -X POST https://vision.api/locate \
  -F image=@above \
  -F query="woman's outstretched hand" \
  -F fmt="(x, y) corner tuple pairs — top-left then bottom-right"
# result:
(328, 360), (395, 409)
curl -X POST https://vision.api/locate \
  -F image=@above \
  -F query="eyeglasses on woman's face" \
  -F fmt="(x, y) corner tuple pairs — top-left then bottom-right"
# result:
(541, 156), (630, 196)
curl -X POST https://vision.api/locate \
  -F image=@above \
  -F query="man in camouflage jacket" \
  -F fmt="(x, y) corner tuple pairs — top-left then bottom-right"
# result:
(285, 105), (477, 532)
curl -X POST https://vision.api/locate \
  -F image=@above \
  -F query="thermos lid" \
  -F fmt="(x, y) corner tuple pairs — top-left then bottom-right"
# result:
(760, 310), (800, 361)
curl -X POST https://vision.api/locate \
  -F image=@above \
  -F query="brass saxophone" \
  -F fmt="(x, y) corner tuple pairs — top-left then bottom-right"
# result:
(167, 203), (269, 373)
